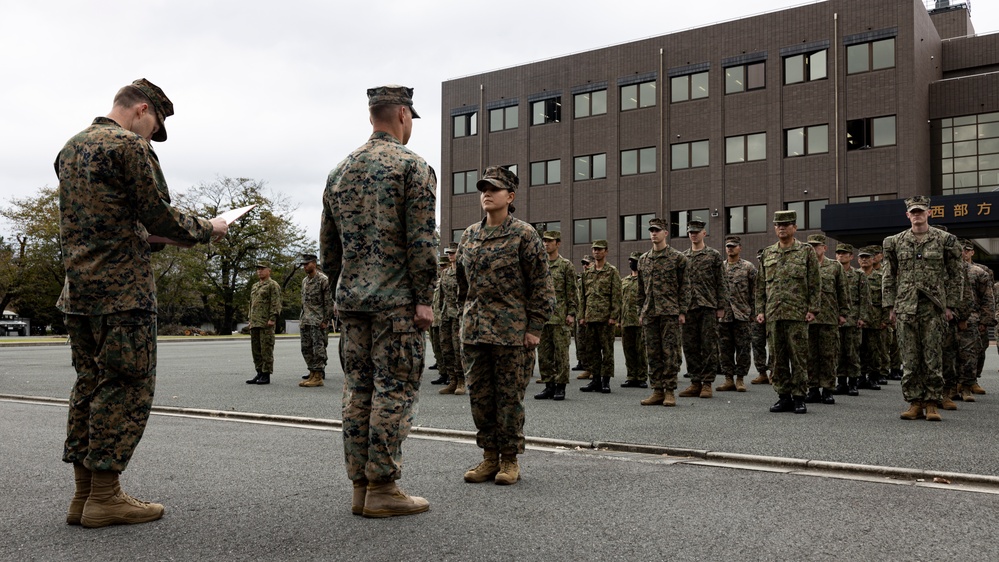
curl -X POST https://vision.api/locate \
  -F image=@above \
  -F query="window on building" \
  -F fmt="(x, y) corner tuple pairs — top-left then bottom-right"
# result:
(727, 204), (768, 234)
(784, 50), (827, 84)
(621, 147), (657, 175)
(530, 159), (561, 186)
(574, 153), (607, 181)
(532, 97), (561, 125)
(669, 209), (709, 238)
(846, 116), (896, 150)
(725, 133), (767, 163)
(574, 218), (607, 245)
(785, 200), (827, 230)
(939, 112), (999, 195)
(575, 90), (607, 118)
(725, 62), (766, 94)
(620, 81), (657, 111)
(847, 194), (892, 203)
(489, 106), (518, 132)
(452, 229), (464, 243)
(671, 72), (709, 103)
(621, 213), (656, 241)
(847, 38), (895, 75)
(452, 170), (479, 195)
(503, 164), (518, 177)
(453, 112), (477, 138)
(671, 140), (710, 169)
(785, 124), (829, 157)
(533, 221), (561, 235)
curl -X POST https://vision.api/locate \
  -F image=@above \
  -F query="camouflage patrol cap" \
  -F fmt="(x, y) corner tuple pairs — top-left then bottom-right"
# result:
(725, 236), (741, 247)
(835, 243), (855, 254)
(299, 253), (317, 264)
(648, 218), (667, 231)
(438, 255), (450, 266)
(687, 217), (706, 233)
(581, 256), (593, 264)
(543, 230), (561, 241)
(367, 85), (420, 118)
(871, 245), (883, 254)
(806, 234), (827, 246)
(961, 239), (974, 250)
(905, 195), (930, 212)
(476, 166), (519, 192)
(857, 246), (874, 257)
(444, 242), (458, 254)
(255, 261), (270, 269)
(773, 210), (797, 224)
(591, 239), (608, 249)
(629, 251), (644, 261)
(129, 79), (173, 142)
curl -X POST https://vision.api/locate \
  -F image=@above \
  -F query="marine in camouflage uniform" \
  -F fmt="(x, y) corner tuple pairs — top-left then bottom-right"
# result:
(57, 79), (222, 527)
(246, 263), (282, 384)
(574, 257), (594, 378)
(955, 241), (995, 400)
(679, 217), (729, 399)
(535, 231), (578, 400)
(803, 235), (848, 404)
(749, 248), (770, 384)
(428, 260), (448, 385)
(717, 236), (756, 392)
(970, 251), (995, 389)
(882, 196), (963, 421)
(320, 85), (436, 516)
(875, 246), (903, 380)
(579, 239), (623, 393)
(620, 251), (648, 388)
(833, 244), (870, 397)
(859, 247), (889, 388)
(439, 245), (465, 395)
(637, 217), (689, 406)
(756, 210), (820, 414)
(298, 253), (334, 387)
(457, 166), (555, 485)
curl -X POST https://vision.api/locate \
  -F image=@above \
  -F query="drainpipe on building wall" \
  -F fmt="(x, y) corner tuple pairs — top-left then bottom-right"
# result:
(479, 83), (485, 219)
(834, 12), (840, 204)
(660, 47), (666, 219)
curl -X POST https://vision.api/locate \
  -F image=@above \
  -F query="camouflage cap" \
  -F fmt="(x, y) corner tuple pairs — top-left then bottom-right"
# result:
(905, 195), (930, 212)
(725, 235), (741, 247)
(444, 242), (459, 254)
(255, 261), (270, 269)
(835, 243), (855, 254)
(542, 230), (561, 241)
(936, 224), (949, 232)
(299, 253), (317, 264)
(367, 85), (420, 118)
(648, 217), (667, 231)
(857, 246), (874, 257)
(629, 251), (644, 261)
(773, 210), (797, 224)
(129, 78), (173, 142)
(687, 217), (706, 233)
(581, 255), (593, 264)
(476, 166), (519, 192)
(438, 255), (450, 266)
(961, 239), (974, 250)
(806, 234), (827, 246)
(871, 245), (883, 254)
(591, 239), (608, 249)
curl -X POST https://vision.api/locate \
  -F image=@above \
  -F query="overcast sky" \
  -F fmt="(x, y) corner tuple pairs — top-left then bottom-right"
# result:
(1, 0), (995, 246)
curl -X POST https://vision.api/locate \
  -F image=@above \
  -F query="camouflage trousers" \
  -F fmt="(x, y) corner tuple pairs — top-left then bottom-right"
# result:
(250, 325), (275, 374)
(942, 323), (958, 388)
(643, 315), (681, 392)
(576, 323), (594, 371)
(64, 310), (157, 473)
(888, 327), (901, 370)
(751, 320), (769, 374)
(769, 320), (809, 397)
(681, 307), (720, 384)
(956, 321), (982, 387)
(300, 324), (329, 372)
(622, 326), (648, 382)
(430, 326), (441, 366)
(439, 318), (464, 384)
(807, 324), (839, 390)
(860, 328), (888, 379)
(339, 307), (423, 485)
(463, 343), (534, 455)
(837, 326), (861, 378)
(581, 321), (615, 378)
(538, 324), (571, 384)
(718, 320), (752, 379)
(896, 300), (946, 404)
(977, 328), (989, 378)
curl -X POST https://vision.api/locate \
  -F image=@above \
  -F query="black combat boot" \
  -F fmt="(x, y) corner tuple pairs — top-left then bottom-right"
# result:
(571, 363), (585, 371)
(821, 388), (835, 405)
(256, 372), (271, 385)
(534, 383), (556, 400)
(793, 395), (807, 414)
(770, 394), (794, 413)
(600, 377), (611, 394)
(580, 377), (602, 392)
(833, 377), (849, 395)
(552, 384), (566, 401)
(247, 371), (264, 384)
(804, 387), (822, 403)
(430, 373), (449, 385)
(866, 375), (881, 390)
(847, 377), (860, 396)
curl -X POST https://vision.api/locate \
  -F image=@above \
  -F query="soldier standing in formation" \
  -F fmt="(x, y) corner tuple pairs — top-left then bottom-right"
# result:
(579, 240), (622, 394)
(428, 258), (447, 384)
(717, 236), (756, 393)
(321, 85), (436, 517)
(620, 251), (648, 389)
(439, 244), (466, 395)
(535, 231), (577, 401)
(964, 241), (995, 394)
(834, 244), (869, 397)
(57, 78), (227, 527)
(804, 234), (848, 405)
(637, 217), (688, 407)
(954, 240), (995, 401)
(756, 210), (820, 414)
(882, 196), (963, 422)
(750, 248), (771, 385)
(678, 217), (729, 400)
(458, 166), (555, 486)
(858, 247), (889, 390)
(246, 262), (282, 385)
(298, 253), (333, 388)
(575, 256), (594, 379)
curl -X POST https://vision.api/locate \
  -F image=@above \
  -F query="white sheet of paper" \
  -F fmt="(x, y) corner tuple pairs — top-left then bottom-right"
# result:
(147, 204), (255, 244)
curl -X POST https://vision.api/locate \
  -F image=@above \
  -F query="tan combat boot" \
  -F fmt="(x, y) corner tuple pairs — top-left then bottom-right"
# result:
(699, 383), (714, 398)
(940, 389), (958, 411)
(640, 389), (665, 406)
(439, 379), (457, 395)
(67, 463), (92, 525)
(662, 390), (676, 407)
(716, 377), (736, 392)
(362, 482), (429, 518)
(577, 371), (592, 380)
(494, 454), (520, 486)
(750, 372), (770, 385)
(899, 401), (924, 420)
(971, 382), (987, 395)
(464, 449), (500, 483)
(735, 376), (747, 392)
(454, 379), (466, 395)
(961, 386), (976, 402)
(300, 371), (324, 387)
(351, 479), (367, 516)
(678, 382), (702, 397)
(925, 402), (942, 422)
(81, 471), (164, 528)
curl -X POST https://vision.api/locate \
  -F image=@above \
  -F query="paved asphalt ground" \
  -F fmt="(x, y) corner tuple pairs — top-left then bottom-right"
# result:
(3, 336), (999, 560)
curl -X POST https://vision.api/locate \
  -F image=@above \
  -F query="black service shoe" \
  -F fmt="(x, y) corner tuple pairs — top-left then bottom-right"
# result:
(580, 378), (601, 392)
(793, 396), (807, 414)
(770, 395), (794, 412)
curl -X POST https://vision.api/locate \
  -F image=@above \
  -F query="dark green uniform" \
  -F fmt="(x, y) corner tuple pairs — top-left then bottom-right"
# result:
(249, 277), (281, 375)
